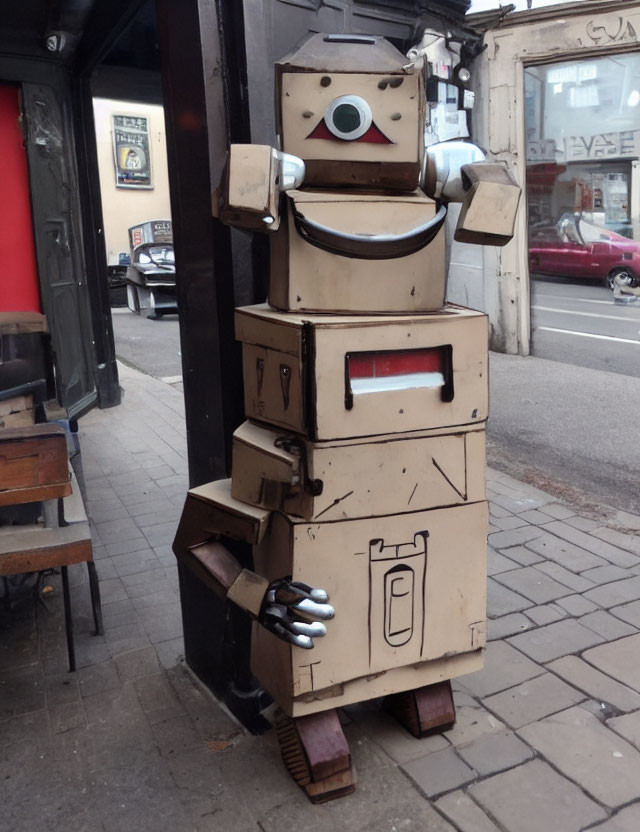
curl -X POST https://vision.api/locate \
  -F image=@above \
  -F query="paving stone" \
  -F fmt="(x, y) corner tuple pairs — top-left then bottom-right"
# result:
(444, 704), (504, 748)
(110, 548), (162, 578)
(151, 714), (202, 758)
(0, 709), (48, 747)
(154, 637), (185, 670)
(547, 655), (640, 713)
(491, 515), (530, 531)
(487, 546), (517, 575)
(488, 613), (532, 640)
(492, 661), (584, 720)
(489, 503), (513, 519)
(134, 672), (185, 725)
(401, 746), (477, 798)
(585, 576), (640, 609)
(49, 701), (87, 734)
(607, 711), (640, 749)
(592, 527), (640, 557)
(610, 600), (640, 629)
(435, 790), (501, 832)
(353, 706), (450, 764)
(581, 565), (631, 586)
(580, 610), (638, 641)
(517, 509), (553, 525)
(469, 759), (606, 832)
(563, 515), (602, 532)
(94, 577), (128, 604)
(456, 728), (533, 775)
(489, 493), (553, 515)
(114, 646), (161, 681)
(519, 705), (640, 808)
(524, 603), (566, 626)
(487, 578), (531, 617)
(77, 659), (121, 698)
(584, 635), (640, 693)
(457, 640), (544, 699)
(535, 560), (596, 592)
(499, 545), (543, 566)
(105, 537), (152, 557)
(613, 511), (640, 532)
(544, 521), (640, 568)
(488, 526), (545, 550)
(525, 531), (607, 572)
(537, 503), (576, 520)
(507, 619), (604, 663)
(588, 804), (640, 832)
(493, 566), (572, 604)
(555, 594), (599, 616)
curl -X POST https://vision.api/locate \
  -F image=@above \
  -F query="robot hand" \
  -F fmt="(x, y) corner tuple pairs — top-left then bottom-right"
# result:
(259, 578), (334, 649)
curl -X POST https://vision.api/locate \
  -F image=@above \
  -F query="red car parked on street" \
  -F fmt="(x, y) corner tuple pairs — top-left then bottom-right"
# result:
(528, 213), (640, 290)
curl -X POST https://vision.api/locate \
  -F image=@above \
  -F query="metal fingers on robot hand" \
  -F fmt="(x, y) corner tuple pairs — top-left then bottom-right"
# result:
(259, 579), (334, 649)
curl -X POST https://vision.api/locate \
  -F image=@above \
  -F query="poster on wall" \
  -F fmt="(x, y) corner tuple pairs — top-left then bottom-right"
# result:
(112, 114), (153, 188)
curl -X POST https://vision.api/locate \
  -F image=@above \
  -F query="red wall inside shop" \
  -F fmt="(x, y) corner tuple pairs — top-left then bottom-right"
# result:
(0, 85), (41, 313)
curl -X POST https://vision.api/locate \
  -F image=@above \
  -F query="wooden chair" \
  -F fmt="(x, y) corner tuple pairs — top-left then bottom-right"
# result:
(0, 424), (103, 671)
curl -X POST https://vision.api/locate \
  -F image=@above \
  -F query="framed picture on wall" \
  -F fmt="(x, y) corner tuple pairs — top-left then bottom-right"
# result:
(112, 114), (153, 189)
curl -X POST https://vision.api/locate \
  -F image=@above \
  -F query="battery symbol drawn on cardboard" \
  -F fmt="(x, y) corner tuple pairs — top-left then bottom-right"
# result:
(368, 530), (428, 668)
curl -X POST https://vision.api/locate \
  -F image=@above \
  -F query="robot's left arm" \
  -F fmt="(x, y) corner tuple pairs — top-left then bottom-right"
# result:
(424, 141), (521, 247)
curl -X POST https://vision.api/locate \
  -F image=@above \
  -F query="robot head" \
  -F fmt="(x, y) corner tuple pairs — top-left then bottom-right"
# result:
(275, 34), (424, 191)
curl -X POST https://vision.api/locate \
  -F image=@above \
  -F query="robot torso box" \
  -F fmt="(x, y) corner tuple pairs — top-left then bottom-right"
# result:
(251, 499), (488, 716)
(235, 303), (488, 441)
(231, 419), (486, 521)
(269, 190), (446, 314)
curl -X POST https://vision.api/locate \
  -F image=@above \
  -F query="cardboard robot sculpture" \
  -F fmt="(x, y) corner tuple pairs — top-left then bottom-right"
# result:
(174, 34), (520, 802)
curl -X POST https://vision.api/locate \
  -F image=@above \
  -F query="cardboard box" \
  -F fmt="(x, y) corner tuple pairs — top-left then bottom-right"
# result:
(219, 145), (281, 231)
(275, 34), (423, 190)
(236, 304), (488, 440)
(269, 190), (446, 313)
(455, 163), (521, 246)
(173, 479), (271, 556)
(231, 419), (485, 521)
(251, 500), (488, 716)
(0, 394), (35, 428)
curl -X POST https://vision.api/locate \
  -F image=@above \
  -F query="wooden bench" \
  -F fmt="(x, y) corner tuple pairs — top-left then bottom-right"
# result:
(0, 424), (103, 671)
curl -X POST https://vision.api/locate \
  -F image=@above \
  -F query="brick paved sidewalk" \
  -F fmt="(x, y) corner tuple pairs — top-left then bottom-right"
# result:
(3, 361), (640, 831)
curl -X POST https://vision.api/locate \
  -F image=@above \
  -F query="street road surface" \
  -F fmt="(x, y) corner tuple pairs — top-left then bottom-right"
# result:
(111, 307), (182, 380)
(531, 276), (640, 378)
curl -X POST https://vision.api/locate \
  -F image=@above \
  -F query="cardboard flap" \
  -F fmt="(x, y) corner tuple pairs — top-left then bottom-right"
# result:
(187, 479), (271, 544)
(233, 421), (302, 484)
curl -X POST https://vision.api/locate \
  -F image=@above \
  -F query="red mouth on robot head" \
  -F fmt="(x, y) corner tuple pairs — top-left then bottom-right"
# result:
(307, 118), (393, 144)
(306, 95), (394, 144)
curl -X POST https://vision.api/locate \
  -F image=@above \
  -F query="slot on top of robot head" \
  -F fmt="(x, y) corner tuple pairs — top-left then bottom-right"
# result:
(275, 33), (424, 190)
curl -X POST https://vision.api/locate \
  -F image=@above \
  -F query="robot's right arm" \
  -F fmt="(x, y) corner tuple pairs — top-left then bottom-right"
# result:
(173, 480), (333, 649)
(214, 145), (305, 232)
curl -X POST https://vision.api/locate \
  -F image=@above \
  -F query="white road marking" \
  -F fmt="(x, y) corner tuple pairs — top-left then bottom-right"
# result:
(532, 305), (640, 322)
(537, 326), (640, 345)
(535, 294), (614, 306)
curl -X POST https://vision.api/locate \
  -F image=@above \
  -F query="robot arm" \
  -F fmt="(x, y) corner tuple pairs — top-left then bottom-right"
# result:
(173, 480), (333, 649)
(215, 145), (305, 232)
(424, 141), (521, 246)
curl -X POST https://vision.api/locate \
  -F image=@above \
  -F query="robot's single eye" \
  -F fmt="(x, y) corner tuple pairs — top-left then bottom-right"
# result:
(325, 95), (372, 141)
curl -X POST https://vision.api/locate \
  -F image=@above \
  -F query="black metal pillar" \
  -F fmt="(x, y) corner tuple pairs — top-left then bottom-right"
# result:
(155, 0), (269, 730)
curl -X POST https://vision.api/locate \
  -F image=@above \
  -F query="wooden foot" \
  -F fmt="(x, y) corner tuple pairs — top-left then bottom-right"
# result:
(384, 680), (456, 739)
(275, 708), (356, 803)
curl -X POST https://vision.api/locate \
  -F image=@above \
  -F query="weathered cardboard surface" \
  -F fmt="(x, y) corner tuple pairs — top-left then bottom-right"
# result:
(173, 479), (271, 554)
(220, 144), (280, 231)
(231, 419), (486, 521)
(455, 163), (521, 247)
(269, 191), (446, 313)
(251, 500), (487, 715)
(0, 395), (34, 418)
(280, 72), (421, 165)
(276, 33), (411, 75)
(236, 304), (488, 440)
